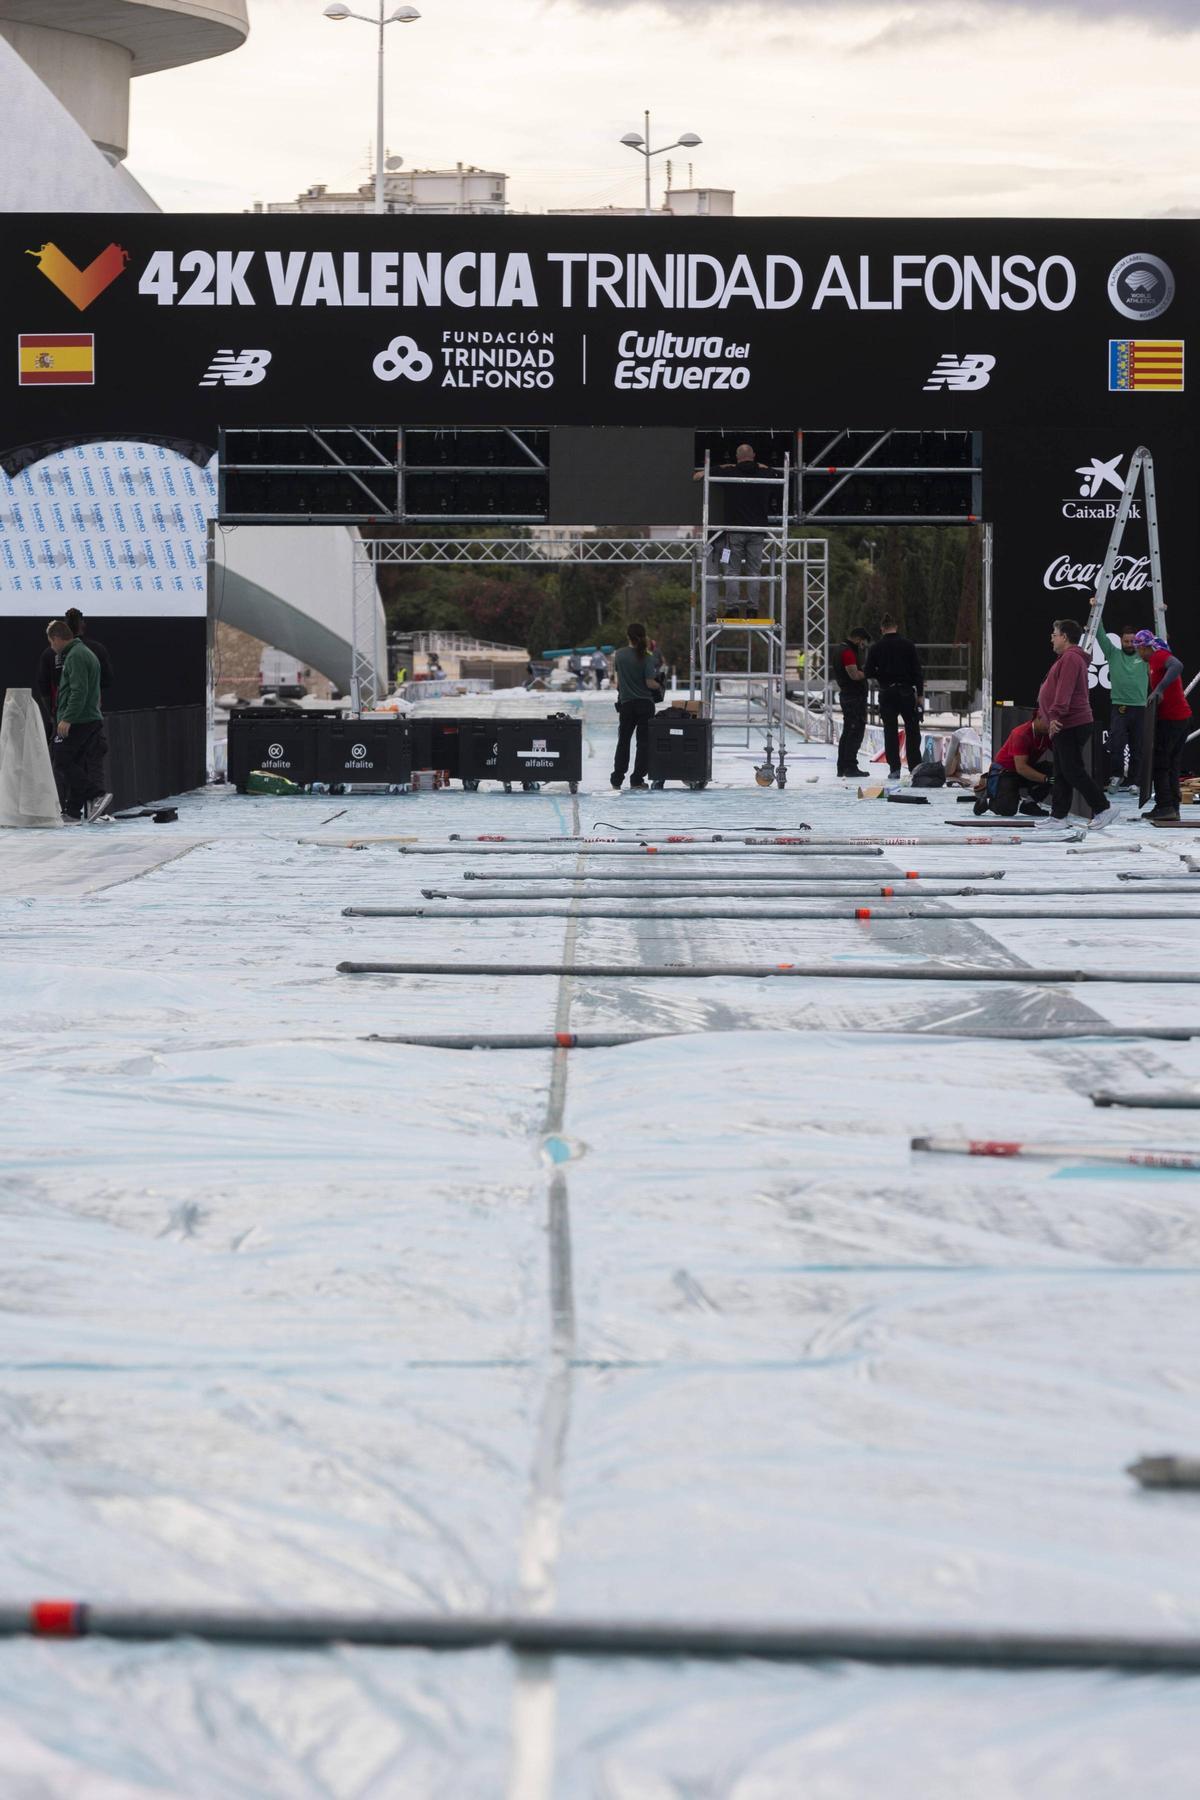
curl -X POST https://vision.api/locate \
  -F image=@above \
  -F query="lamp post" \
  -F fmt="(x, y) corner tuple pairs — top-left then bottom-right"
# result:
(323, 2), (421, 216)
(620, 111), (701, 217)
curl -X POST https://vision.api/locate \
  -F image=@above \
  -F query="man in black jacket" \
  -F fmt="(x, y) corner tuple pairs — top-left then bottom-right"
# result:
(865, 614), (924, 779)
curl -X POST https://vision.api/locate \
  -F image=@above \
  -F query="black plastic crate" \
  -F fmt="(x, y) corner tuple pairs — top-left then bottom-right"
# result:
(648, 711), (712, 790)
(458, 713), (581, 790)
(411, 715), (463, 777)
(315, 718), (411, 787)
(227, 713), (320, 792)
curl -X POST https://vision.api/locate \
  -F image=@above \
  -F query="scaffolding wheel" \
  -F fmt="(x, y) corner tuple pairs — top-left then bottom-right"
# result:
(521, 781), (542, 792)
(461, 779), (479, 791)
(776, 766), (788, 790)
(651, 779), (666, 790)
(504, 782), (513, 793)
(569, 781), (579, 794)
(688, 780), (708, 791)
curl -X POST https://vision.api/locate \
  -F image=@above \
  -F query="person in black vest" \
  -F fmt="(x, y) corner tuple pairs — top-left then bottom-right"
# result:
(835, 628), (871, 777)
(35, 607), (114, 728)
(865, 614), (924, 779)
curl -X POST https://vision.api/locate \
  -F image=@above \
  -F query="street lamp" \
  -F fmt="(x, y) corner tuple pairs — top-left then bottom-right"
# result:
(323, 2), (421, 216)
(620, 111), (702, 217)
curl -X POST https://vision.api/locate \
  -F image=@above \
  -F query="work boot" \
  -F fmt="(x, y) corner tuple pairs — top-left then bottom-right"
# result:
(1146, 807), (1180, 823)
(609, 773), (622, 789)
(1019, 800), (1049, 817)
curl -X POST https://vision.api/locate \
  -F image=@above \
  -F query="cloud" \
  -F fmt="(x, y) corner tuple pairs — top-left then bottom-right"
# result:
(565, 0), (1200, 27)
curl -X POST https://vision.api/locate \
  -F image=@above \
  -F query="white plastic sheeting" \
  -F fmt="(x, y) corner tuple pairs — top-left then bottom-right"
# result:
(0, 688), (61, 829)
(0, 694), (1198, 1793)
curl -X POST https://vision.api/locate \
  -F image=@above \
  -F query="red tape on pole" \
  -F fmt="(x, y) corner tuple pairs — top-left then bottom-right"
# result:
(31, 1601), (84, 1637)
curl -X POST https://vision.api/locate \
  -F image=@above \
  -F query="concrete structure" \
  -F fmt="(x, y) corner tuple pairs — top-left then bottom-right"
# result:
(0, 4), (385, 702)
(215, 523), (386, 697)
(262, 164), (507, 217)
(550, 186), (735, 218)
(0, 1), (248, 161)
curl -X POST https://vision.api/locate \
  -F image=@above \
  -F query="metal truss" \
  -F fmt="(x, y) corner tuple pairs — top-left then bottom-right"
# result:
(369, 534), (824, 567)
(797, 428), (982, 524)
(218, 426), (549, 525)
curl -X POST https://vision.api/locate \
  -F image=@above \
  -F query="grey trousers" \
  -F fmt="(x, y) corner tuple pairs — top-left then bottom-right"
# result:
(713, 531), (766, 611)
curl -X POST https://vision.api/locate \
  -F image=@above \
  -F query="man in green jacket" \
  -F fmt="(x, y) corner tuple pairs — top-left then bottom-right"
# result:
(1098, 622), (1149, 790)
(46, 618), (111, 822)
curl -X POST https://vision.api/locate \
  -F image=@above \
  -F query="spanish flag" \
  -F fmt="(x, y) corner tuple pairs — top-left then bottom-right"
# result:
(18, 332), (95, 386)
(1109, 339), (1185, 392)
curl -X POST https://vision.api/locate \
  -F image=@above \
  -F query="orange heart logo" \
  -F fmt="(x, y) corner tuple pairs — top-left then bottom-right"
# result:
(26, 241), (129, 312)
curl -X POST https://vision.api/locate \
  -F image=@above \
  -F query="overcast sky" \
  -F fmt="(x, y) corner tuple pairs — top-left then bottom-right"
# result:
(129, 0), (1200, 216)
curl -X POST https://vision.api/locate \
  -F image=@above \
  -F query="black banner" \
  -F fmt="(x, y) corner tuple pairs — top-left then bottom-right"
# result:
(988, 425), (1200, 735)
(2, 216), (1197, 449)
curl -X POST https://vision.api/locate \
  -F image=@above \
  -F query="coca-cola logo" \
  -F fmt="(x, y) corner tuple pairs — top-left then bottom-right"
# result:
(1043, 552), (1151, 595)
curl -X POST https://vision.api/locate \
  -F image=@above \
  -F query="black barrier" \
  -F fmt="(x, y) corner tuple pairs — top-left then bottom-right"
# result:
(647, 711), (712, 790)
(317, 719), (412, 787)
(411, 716), (463, 778)
(226, 711), (411, 792)
(103, 705), (206, 811)
(227, 712), (320, 791)
(4, 218), (1199, 443)
(457, 714), (582, 791)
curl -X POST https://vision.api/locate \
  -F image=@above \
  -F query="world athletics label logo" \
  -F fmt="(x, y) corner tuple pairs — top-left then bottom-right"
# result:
(1107, 253), (1175, 324)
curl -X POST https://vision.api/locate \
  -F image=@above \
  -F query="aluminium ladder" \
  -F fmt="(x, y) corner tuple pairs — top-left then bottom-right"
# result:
(1080, 446), (1168, 652)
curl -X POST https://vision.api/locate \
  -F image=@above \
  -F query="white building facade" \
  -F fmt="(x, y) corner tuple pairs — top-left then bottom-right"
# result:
(262, 164), (508, 217)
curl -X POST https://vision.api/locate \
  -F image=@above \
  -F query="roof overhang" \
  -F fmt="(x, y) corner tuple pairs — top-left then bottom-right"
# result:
(0, 1), (248, 76)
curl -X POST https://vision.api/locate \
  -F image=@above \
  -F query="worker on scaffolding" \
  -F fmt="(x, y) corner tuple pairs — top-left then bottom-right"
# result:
(695, 443), (774, 619)
(835, 628), (871, 778)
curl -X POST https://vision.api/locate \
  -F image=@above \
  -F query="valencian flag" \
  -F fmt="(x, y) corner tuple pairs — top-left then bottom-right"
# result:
(1109, 339), (1185, 391)
(18, 333), (95, 386)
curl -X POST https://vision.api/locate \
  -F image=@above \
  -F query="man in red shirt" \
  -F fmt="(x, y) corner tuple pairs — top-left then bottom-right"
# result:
(975, 715), (1053, 816)
(1134, 630), (1192, 822)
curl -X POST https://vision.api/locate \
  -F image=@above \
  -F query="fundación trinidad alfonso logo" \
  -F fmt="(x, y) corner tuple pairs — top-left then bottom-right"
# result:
(25, 241), (129, 311)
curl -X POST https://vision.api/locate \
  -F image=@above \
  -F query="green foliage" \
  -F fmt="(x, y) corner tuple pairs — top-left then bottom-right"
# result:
(374, 524), (983, 686)
(806, 524), (983, 689)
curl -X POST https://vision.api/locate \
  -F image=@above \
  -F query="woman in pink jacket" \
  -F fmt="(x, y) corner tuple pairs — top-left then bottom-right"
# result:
(1036, 619), (1114, 829)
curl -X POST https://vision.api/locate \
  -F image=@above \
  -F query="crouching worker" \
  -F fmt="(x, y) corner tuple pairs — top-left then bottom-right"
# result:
(975, 715), (1053, 817)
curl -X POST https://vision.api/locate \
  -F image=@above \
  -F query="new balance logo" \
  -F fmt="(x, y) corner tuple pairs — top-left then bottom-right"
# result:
(923, 353), (996, 392)
(200, 349), (272, 387)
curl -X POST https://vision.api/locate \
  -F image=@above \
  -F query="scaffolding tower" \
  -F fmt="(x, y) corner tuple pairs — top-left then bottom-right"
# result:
(697, 451), (793, 788)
